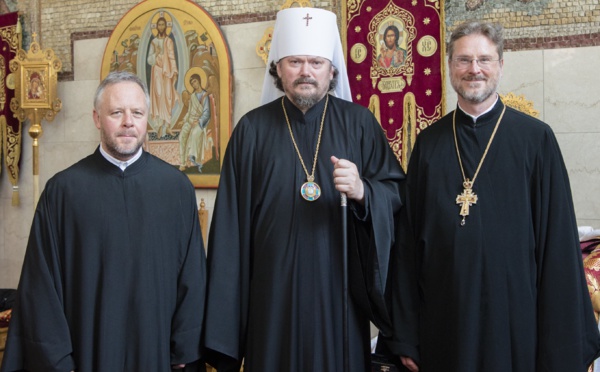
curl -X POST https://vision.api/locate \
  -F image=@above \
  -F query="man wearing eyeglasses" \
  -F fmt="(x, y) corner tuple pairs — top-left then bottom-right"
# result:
(384, 20), (600, 371)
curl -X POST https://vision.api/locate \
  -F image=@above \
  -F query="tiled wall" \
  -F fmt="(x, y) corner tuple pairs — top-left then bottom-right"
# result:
(18, 1), (337, 74)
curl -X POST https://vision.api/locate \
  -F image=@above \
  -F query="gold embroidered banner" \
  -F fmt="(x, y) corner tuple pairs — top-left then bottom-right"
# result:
(342, 0), (446, 170)
(0, 12), (21, 205)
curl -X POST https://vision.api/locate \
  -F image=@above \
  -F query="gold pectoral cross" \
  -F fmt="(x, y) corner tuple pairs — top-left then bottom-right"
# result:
(456, 179), (478, 226)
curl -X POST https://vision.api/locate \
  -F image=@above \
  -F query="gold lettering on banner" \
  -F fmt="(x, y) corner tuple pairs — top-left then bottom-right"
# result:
(350, 43), (367, 64)
(417, 36), (437, 57)
(377, 77), (406, 93)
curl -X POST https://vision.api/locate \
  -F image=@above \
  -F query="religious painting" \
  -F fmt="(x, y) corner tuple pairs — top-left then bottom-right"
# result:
(376, 17), (408, 69)
(101, 0), (232, 188)
(24, 68), (46, 102)
(342, 0), (446, 171)
(11, 33), (62, 117)
(21, 66), (49, 108)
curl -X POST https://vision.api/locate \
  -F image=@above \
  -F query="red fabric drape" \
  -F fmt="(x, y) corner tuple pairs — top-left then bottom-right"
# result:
(0, 12), (21, 205)
(343, 1), (445, 170)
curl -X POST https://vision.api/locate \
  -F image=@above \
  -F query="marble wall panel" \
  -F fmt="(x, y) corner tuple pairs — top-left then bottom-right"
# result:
(498, 50), (545, 120)
(232, 66), (268, 124)
(43, 80), (101, 145)
(3, 123), (35, 210)
(74, 38), (109, 82)
(1, 200), (34, 288)
(556, 132), (600, 227)
(544, 46), (600, 134)
(59, 80), (104, 143)
(222, 21), (273, 71)
(222, 21), (273, 124)
(543, 47), (600, 227)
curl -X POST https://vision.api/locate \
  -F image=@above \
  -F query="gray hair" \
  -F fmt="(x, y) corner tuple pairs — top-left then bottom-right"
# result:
(447, 21), (504, 60)
(94, 71), (150, 111)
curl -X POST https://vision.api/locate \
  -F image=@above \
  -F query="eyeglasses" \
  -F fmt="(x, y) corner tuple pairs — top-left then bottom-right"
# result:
(451, 57), (501, 69)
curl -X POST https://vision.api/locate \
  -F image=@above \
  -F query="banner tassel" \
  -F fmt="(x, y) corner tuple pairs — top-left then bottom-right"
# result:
(12, 185), (19, 206)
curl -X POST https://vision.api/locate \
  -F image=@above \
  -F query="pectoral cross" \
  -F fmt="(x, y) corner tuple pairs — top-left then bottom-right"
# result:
(456, 179), (478, 226)
(303, 13), (312, 26)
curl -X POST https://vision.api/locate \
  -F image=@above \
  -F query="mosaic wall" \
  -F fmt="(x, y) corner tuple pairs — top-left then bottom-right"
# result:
(15, 0), (336, 74)
(11, 0), (600, 76)
(445, 0), (600, 41)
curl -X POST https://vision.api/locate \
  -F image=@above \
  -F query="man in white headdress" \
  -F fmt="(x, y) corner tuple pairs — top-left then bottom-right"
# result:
(203, 7), (404, 372)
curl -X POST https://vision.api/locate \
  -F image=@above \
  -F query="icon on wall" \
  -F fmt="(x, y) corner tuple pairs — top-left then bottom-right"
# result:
(101, 0), (233, 188)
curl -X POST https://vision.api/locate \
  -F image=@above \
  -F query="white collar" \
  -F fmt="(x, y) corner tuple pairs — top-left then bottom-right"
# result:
(457, 95), (499, 123)
(99, 145), (143, 171)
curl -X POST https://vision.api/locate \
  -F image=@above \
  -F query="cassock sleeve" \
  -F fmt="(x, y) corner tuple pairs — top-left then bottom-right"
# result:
(378, 140), (422, 363)
(170, 185), (207, 366)
(346, 112), (405, 337)
(1, 189), (76, 372)
(533, 129), (600, 370)
(203, 117), (254, 369)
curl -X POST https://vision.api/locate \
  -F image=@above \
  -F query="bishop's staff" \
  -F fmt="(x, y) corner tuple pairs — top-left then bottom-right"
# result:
(340, 191), (349, 372)
(7, 32), (62, 207)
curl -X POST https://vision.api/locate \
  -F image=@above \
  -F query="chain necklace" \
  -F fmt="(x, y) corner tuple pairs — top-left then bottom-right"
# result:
(282, 95), (328, 201)
(453, 104), (506, 226)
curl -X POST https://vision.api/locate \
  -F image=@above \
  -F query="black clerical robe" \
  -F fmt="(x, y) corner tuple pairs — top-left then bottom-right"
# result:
(204, 95), (404, 372)
(388, 100), (600, 371)
(1, 149), (206, 372)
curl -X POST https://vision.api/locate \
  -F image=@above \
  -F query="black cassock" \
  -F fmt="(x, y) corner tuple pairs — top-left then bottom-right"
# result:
(1, 150), (206, 372)
(204, 95), (404, 372)
(386, 100), (600, 371)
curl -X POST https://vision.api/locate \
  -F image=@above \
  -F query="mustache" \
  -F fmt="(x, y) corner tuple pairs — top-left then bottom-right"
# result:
(116, 131), (138, 137)
(463, 75), (486, 81)
(293, 78), (318, 87)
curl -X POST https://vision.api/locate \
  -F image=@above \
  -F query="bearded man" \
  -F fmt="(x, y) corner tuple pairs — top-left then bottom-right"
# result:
(385, 20), (600, 372)
(203, 7), (404, 372)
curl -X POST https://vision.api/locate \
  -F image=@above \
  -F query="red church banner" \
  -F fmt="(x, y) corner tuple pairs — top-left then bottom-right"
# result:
(0, 12), (21, 205)
(342, 0), (446, 170)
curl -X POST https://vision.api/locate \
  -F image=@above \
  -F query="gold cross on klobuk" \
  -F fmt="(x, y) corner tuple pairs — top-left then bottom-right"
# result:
(303, 13), (312, 26)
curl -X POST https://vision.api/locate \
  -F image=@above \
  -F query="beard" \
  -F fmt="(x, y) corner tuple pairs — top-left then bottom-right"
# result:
(289, 78), (328, 110)
(452, 73), (499, 104)
(100, 128), (144, 161)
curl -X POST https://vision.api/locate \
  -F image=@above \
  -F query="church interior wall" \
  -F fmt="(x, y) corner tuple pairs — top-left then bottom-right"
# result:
(0, 0), (599, 287)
